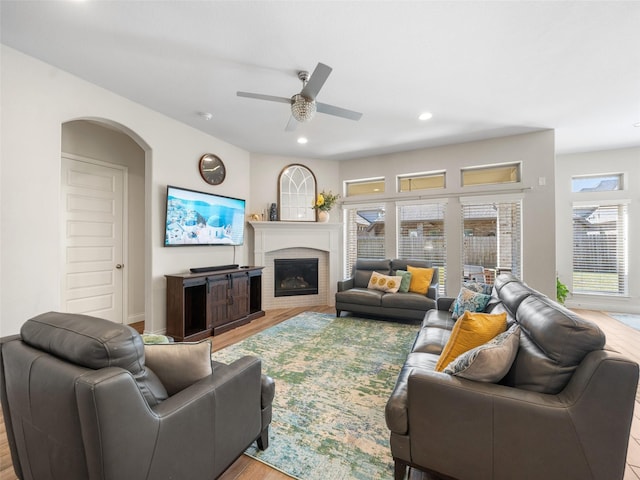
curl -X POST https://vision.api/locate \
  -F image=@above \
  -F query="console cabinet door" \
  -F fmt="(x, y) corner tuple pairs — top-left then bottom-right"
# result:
(207, 275), (229, 328)
(227, 272), (250, 321)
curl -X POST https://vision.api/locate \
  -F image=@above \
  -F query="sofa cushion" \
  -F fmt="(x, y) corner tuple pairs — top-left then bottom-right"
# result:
(367, 271), (403, 293)
(353, 259), (391, 287)
(451, 287), (491, 320)
(422, 309), (456, 330)
(435, 311), (507, 372)
(503, 295), (606, 394)
(412, 325), (452, 355)
(144, 339), (213, 396)
(444, 324), (520, 382)
(335, 288), (385, 306)
(381, 292), (435, 311)
(493, 275), (537, 316)
(395, 269), (412, 293)
(407, 266), (434, 295)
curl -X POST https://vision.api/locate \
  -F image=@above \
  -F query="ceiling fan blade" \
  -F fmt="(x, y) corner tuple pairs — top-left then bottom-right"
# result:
(285, 115), (298, 132)
(301, 63), (332, 100)
(237, 91), (292, 104)
(316, 102), (363, 121)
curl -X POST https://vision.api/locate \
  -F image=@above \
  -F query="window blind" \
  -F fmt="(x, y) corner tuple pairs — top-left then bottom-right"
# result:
(344, 205), (386, 277)
(461, 200), (522, 283)
(397, 202), (446, 295)
(572, 203), (627, 295)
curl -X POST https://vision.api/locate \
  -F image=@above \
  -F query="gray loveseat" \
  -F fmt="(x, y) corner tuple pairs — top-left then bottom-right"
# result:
(386, 274), (638, 480)
(336, 258), (439, 321)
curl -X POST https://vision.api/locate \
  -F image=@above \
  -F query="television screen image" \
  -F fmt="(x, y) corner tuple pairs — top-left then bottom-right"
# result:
(164, 186), (246, 246)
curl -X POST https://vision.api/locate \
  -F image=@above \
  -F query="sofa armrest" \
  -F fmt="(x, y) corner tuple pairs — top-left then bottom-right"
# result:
(427, 283), (438, 300)
(404, 349), (638, 479)
(436, 297), (454, 311)
(337, 278), (354, 292)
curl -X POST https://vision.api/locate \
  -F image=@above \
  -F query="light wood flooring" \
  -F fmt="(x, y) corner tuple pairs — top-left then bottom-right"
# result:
(1, 307), (639, 480)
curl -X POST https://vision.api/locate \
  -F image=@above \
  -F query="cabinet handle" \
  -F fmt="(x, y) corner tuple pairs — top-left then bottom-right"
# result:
(116, 264), (124, 269)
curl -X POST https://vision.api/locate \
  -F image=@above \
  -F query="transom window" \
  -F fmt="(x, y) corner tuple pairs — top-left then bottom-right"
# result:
(345, 178), (385, 197)
(571, 173), (623, 193)
(397, 171), (445, 192)
(461, 163), (520, 187)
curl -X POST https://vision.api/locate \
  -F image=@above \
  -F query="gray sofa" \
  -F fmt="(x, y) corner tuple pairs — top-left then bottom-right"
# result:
(0, 312), (275, 480)
(386, 274), (639, 480)
(336, 258), (439, 321)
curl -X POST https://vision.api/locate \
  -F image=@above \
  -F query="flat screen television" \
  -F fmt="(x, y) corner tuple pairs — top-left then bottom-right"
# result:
(164, 185), (246, 246)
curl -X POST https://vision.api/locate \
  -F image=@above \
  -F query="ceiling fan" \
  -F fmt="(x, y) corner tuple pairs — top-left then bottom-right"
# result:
(237, 62), (363, 131)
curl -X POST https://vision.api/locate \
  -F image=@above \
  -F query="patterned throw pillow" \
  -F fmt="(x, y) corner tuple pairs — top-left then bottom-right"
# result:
(451, 287), (491, 320)
(395, 270), (412, 293)
(367, 271), (403, 293)
(434, 311), (508, 372)
(463, 281), (493, 296)
(444, 324), (521, 382)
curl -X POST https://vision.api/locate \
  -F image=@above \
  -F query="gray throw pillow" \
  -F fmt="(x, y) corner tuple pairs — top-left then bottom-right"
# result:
(444, 324), (520, 382)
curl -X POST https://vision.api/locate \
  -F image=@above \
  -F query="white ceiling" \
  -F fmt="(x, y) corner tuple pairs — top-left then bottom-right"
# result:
(1, 1), (639, 161)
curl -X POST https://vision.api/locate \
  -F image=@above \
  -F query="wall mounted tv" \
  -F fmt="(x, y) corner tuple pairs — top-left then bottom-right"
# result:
(164, 185), (246, 246)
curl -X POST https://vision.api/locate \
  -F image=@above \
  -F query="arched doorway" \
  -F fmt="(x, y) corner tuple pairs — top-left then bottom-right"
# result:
(60, 119), (148, 326)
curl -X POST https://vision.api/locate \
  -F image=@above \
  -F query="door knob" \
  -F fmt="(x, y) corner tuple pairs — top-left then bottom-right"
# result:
(116, 264), (124, 269)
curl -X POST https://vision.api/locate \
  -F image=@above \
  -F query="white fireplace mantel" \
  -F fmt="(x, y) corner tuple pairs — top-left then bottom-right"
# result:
(249, 221), (342, 307)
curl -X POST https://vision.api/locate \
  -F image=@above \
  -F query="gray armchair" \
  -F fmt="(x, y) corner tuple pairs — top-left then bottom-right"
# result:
(0, 312), (274, 480)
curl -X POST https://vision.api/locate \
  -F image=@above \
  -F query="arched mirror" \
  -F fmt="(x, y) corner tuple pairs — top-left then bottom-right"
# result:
(278, 164), (317, 222)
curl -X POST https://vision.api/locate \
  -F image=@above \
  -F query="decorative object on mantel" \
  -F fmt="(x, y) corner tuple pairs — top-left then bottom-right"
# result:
(269, 203), (278, 221)
(279, 164), (317, 222)
(312, 190), (339, 223)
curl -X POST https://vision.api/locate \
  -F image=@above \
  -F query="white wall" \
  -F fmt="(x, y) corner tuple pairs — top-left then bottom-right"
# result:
(338, 131), (557, 297)
(556, 147), (640, 314)
(0, 46), (252, 335)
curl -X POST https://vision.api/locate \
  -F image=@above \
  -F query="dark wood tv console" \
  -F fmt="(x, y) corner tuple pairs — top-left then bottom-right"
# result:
(165, 266), (265, 342)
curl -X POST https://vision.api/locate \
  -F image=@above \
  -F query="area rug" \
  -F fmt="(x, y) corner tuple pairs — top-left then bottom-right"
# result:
(211, 311), (419, 480)
(607, 312), (640, 331)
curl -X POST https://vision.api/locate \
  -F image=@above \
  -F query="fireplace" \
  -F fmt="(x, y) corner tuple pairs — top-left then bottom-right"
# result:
(274, 258), (319, 297)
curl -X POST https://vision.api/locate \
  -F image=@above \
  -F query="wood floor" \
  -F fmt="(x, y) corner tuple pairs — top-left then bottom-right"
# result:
(1, 307), (639, 479)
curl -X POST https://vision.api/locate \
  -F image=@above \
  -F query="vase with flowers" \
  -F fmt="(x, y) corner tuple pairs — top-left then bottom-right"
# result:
(312, 190), (340, 222)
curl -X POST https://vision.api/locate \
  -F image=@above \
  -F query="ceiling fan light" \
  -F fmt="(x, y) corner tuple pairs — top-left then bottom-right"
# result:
(291, 94), (316, 122)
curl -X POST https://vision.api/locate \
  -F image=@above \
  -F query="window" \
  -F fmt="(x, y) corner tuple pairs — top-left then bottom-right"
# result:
(571, 174), (622, 193)
(345, 178), (385, 196)
(397, 202), (447, 295)
(397, 171), (445, 192)
(461, 199), (522, 284)
(572, 203), (628, 295)
(461, 163), (520, 187)
(344, 205), (385, 277)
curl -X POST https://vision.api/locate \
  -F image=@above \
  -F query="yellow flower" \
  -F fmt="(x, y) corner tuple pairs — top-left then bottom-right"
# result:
(316, 194), (325, 207)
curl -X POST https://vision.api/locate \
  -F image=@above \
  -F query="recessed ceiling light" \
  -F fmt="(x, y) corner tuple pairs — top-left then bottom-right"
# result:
(198, 112), (213, 121)
(418, 112), (433, 121)
(297, 137), (308, 144)
(634, 121), (640, 128)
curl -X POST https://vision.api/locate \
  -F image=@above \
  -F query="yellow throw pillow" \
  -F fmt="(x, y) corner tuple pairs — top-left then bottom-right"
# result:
(434, 311), (507, 372)
(367, 271), (403, 293)
(407, 265), (434, 294)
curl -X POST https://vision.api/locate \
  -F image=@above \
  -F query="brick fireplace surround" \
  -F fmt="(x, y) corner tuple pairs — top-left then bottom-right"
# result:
(249, 221), (341, 310)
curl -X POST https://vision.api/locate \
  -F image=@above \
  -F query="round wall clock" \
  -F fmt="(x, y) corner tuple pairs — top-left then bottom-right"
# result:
(199, 153), (226, 185)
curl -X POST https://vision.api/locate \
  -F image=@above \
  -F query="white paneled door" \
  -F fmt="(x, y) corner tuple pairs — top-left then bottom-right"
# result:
(61, 155), (126, 323)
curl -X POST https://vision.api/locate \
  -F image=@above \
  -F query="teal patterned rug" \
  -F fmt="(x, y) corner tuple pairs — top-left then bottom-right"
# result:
(211, 311), (419, 480)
